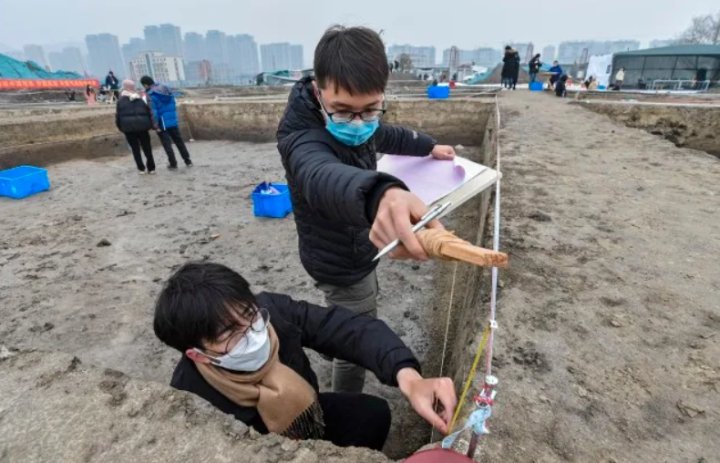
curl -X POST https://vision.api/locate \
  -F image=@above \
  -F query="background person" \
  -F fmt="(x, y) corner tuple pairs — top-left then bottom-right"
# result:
(140, 76), (193, 170)
(115, 79), (155, 174)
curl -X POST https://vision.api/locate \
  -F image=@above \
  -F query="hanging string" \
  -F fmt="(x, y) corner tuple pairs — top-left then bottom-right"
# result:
(430, 261), (459, 443)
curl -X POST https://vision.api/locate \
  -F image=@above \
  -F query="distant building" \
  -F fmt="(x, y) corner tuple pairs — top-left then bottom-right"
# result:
(23, 44), (47, 68)
(48, 47), (85, 74)
(184, 60), (212, 85)
(183, 32), (206, 62)
(542, 45), (556, 61)
(612, 44), (720, 89)
(387, 44), (436, 67)
(85, 33), (125, 78)
(228, 34), (261, 77)
(442, 47), (501, 67)
(558, 40), (640, 63)
(205, 30), (230, 80)
(129, 52), (185, 83)
(290, 44), (304, 70)
(121, 38), (147, 65)
(261, 42), (303, 71)
(144, 24), (183, 58)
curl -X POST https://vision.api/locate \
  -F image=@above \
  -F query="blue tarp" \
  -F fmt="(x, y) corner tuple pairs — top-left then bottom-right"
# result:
(0, 53), (81, 79)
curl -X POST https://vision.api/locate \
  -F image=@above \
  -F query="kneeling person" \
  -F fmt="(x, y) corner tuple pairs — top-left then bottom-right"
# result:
(153, 262), (456, 450)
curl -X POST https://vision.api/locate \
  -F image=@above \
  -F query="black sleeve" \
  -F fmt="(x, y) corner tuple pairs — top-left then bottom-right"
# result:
(374, 123), (436, 157)
(280, 130), (406, 225)
(262, 292), (421, 387)
(115, 104), (121, 131)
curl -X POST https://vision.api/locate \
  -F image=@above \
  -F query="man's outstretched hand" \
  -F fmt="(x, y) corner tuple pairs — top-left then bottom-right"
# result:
(397, 368), (457, 434)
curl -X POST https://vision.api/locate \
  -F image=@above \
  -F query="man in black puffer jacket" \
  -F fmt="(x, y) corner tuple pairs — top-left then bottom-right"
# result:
(115, 79), (155, 174)
(277, 26), (457, 394)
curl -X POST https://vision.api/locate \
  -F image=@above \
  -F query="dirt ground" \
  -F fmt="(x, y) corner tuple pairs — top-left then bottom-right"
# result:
(475, 91), (719, 462)
(0, 140), (453, 459)
(1, 90), (719, 462)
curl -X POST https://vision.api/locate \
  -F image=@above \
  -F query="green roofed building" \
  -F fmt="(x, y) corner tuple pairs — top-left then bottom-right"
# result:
(612, 45), (720, 89)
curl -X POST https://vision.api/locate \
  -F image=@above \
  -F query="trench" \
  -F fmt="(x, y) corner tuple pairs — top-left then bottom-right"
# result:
(575, 97), (720, 158)
(0, 94), (498, 460)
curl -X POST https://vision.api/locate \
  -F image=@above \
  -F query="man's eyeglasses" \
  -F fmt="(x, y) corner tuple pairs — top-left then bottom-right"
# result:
(318, 94), (386, 124)
(210, 308), (270, 357)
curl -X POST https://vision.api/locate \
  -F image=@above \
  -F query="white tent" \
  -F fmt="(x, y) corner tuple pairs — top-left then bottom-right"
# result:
(586, 54), (613, 87)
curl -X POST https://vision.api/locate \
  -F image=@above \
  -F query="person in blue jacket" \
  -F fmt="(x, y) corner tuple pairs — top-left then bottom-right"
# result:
(549, 61), (564, 90)
(140, 76), (192, 169)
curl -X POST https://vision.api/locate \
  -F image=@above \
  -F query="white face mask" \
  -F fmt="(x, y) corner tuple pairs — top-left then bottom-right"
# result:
(196, 317), (271, 372)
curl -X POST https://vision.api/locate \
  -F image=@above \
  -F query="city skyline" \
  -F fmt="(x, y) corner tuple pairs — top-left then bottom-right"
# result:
(1, 0), (716, 68)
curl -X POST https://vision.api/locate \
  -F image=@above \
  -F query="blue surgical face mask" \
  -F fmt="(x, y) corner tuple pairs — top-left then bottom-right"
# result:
(317, 90), (382, 146)
(325, 118), (379, 146)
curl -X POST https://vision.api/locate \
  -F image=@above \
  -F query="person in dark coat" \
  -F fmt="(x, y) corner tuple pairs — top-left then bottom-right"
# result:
(140, 75), (193, 170)
(154, 262), (457, 450)
(528, 53), (542, 83)
(555, 74), (568, 97)
(276, 26), (456, 394)
(502, 46), (521, 90)
(105, 71), (120, 101)
(115, 79), (155, 174)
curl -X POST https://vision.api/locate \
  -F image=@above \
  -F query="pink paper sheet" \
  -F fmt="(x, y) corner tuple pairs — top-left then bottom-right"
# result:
(377, 155), (466, 204)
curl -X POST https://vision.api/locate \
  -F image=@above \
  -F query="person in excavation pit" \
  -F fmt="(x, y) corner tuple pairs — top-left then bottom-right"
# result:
(153, 262), (457, 451)
(277, 25), (457, 396)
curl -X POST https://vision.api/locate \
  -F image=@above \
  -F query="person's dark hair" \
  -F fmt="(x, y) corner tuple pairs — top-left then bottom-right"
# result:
(153, 262), (259, 352)
(505, 45), (512, 50)
(140, 75), (155, 87)
(314, 25), (389, 95)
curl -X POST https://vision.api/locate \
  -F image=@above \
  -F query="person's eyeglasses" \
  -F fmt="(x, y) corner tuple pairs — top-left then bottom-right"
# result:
(318, 93), (386, 124)
(211, 308), (270, 357)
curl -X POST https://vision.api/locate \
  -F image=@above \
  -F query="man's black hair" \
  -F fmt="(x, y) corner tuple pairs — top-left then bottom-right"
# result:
(153, 262), (258, 352)
(314, 25), (389, 95)
(140, 75), (155, 87)
(505, 45), (512, 50)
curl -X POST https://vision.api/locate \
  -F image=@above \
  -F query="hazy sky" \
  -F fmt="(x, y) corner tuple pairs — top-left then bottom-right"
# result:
(1, 0), (718, 64)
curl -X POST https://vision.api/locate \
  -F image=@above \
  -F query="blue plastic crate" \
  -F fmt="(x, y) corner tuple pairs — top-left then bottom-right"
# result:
(529, 81), (544, 91)
(0, 165), (50, 199)
(251, 182), (292, 218)
(427, 85), (450, 99)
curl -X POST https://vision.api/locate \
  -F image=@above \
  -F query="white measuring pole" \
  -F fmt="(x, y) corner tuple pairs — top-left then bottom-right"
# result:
(484, 95), (502, 377)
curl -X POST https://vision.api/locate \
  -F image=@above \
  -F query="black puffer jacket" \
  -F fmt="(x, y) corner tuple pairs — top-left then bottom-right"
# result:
(169, 291), (421, 432)
(277, 77), (436, 286)
(115, 95), (153, 133)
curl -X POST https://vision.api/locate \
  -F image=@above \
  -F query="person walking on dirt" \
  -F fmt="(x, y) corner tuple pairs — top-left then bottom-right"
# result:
(502, 46), (520, 90)
(115, 79), (156, 174)
(140, 76), (193, 170)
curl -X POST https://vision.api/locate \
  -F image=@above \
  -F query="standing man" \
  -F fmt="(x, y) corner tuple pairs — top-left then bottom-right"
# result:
(614, 67), (625, 90)
(140, 76), (193, 169)
(549, 61), (564, 90)
(105, 70), (120, 102)
(277, 25), (456, 394)
(528, 53), (542, 83)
